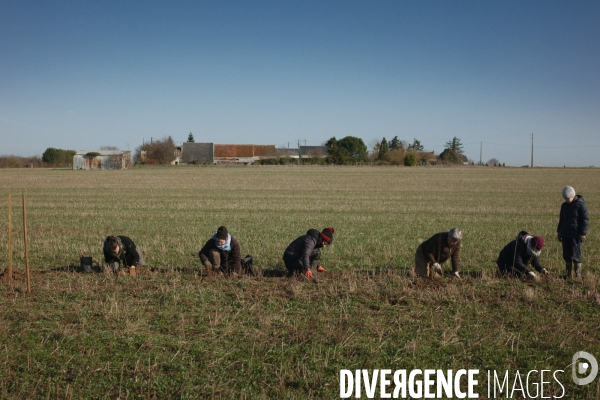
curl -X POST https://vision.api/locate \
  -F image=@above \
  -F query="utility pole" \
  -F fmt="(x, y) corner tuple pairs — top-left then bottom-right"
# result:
(480, 142), (482, 165)
(530, 133), (534, 168)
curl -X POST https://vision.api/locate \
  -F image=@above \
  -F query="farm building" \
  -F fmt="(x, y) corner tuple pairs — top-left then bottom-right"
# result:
(73, 150), (131, 170)
(299, 146), (327, 158)
(181, 143), (277, 164)
(276, 148), (300, 158)
(181, 142), (214, 164)
(213, 144), (276, 163)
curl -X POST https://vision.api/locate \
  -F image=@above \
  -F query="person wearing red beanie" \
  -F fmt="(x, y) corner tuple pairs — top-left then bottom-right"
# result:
(496, 231), (548, 279)
(283, 227), (334, 278)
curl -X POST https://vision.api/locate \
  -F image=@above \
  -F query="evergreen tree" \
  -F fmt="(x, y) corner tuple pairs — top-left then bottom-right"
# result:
(338, 136), (367, 159)
(378, 137), (389, 160)
(187, 132), (195, 142)
(440, 136), (466, 164)
(444, 137), (463, 155)
(389, 136), (403, 151)
(325, 137), (351, 164)
(42, 148), (76, 164)
(407, 139), (424, 151)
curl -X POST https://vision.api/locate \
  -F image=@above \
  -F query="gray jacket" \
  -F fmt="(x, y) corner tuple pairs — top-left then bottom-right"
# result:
(283, 229), (323, 270)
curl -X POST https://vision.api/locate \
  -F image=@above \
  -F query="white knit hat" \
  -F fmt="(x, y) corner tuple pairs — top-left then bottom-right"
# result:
(562, 186), (576, 199)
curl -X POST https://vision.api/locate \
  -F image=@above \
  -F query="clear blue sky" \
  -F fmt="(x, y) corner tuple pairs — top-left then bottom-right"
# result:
(1, 1), (599, 166)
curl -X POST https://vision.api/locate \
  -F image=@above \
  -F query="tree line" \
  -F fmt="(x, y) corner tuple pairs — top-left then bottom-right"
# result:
(324, 135), (471, 166)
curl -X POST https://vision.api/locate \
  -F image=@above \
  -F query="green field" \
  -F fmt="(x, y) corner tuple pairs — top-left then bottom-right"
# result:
(0, 166), (599, 399)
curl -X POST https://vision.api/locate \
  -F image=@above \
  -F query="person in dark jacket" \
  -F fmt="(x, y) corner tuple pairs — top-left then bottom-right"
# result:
(283, 227), (334, 278)
(103, 235), (146, 276)
(496, 231), (548, 279)
(199, 226), (242, 276)
(415, 228), (462, 278)
(557, 186), (589, 279)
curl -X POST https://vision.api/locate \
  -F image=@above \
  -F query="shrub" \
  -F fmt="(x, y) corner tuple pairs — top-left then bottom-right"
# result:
(404, 153), (418, 166)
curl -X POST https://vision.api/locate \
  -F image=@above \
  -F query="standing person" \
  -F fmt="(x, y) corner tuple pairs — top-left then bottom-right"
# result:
(415, 228), (462, 278)
(557, 186), (589, 278)
(496, 231), (548, 279)
(199, 226), (242, 276)
(103, 235), (146, 276)
(283, 227), (334, 278)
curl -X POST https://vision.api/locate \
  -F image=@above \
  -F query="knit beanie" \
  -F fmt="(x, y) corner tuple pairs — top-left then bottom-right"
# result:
(216, 226), (229, 240)
(562, 186), (576, 199)
(320, 227), (334, 244)
(530, 236), (545, 251)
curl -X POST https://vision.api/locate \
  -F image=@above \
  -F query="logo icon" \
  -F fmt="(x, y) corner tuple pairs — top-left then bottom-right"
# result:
(572, 351), (598, 385)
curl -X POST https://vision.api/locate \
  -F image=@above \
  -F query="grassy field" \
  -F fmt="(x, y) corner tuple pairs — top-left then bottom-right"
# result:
(0, 165), (599, 399)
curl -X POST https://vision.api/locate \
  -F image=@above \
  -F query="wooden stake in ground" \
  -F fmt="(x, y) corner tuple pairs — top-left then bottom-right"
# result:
(8, 194), (13, 291)
(23, 194), (31, 293)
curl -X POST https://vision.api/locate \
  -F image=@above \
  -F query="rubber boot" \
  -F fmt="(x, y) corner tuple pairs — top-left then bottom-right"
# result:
(574, 263), (582, 279)
(565, 262), (572, 279)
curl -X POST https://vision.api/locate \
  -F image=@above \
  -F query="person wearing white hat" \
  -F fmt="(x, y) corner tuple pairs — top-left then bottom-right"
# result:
(557, 186), (589, 278)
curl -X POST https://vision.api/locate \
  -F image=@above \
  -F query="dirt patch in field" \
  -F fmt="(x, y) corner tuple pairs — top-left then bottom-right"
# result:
(412, 278), (448, 290)
(0, 268), (24, 283)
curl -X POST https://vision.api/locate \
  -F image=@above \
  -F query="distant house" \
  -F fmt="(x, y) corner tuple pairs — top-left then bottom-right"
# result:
(423, 151), (437, 165)
(170, 146), (182, 165)
(73, 150), (131, 170)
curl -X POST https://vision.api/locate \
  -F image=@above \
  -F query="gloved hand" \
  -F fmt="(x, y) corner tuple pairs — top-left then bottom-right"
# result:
(528, 271), (537, 279)
(129, 266), (136, 277)
(579, 235), (586, 243)
(557, 233), (562, 242)
(305, 270), (313, 279)
(432, 263), (442, 274)
(317, 265), (326, 272)
(453, 271), (460, 278)
(541, 268), (549, 275)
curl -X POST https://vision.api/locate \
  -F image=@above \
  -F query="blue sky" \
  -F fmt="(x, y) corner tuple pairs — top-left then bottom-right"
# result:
(1, 1), (599, 166)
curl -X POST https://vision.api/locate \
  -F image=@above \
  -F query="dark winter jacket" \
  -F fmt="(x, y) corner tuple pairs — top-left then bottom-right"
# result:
(496, 231), (544, 274)
(420, 232), (461, 272)
(103, 236), (142, 267)
(283, 229), (324, 271)
(199, 236), (242, 273)
(557, 195), (589, 238)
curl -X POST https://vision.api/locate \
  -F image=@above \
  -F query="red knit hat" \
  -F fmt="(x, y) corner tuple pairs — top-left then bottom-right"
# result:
(320, 227), (334, 244)
(530, 236), (544, 251)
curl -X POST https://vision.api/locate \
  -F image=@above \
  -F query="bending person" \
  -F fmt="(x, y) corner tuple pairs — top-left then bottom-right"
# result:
(283, 227), (334, 278)
(415, 228), (462, 278)
(103, 235), (146, 276)
(199, 226), (242, 276)
(496, 231), (548, 279)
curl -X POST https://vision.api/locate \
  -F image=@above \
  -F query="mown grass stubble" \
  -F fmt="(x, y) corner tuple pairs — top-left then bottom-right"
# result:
(0, 166), (599, 398)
